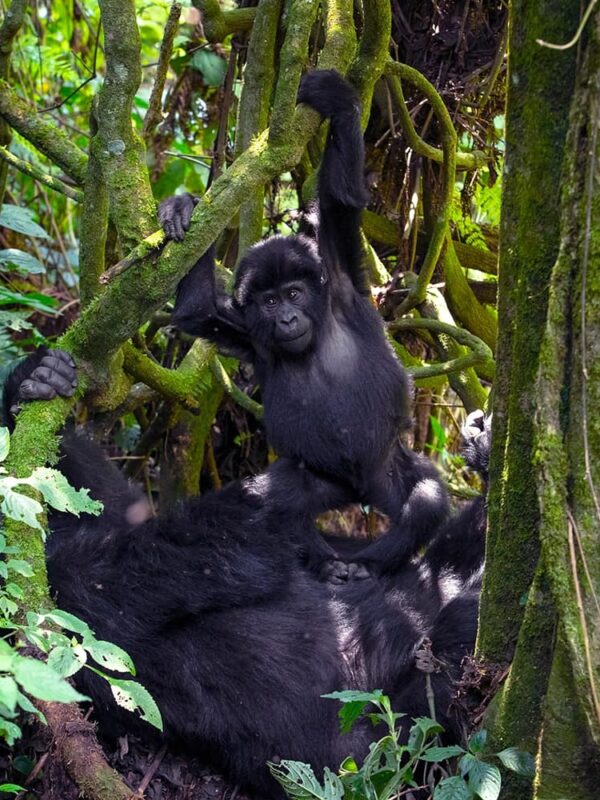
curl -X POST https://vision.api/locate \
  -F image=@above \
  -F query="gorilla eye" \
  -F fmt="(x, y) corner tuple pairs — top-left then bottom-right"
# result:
(288, 288), (302, 301)
(264, 295), (277, 308)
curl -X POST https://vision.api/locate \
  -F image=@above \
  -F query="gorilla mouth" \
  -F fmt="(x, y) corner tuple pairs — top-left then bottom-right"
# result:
(277, 329), (311, 353)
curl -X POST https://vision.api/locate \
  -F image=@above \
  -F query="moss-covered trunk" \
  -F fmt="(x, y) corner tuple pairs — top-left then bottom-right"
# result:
(479, 4), (600, 797)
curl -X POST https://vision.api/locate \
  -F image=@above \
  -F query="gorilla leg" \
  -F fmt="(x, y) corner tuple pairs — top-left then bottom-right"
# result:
(350, 444), (451, 575)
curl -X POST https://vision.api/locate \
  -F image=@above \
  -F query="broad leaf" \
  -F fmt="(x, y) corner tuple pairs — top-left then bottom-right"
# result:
(461, 755), (501, 800)
(0, 248), (46, 274)
(496, 747), (535, 777)
(6, 559), (34, 577)
(468, 729), (487, 754)
(47, 645), (86, 678)
(86, 640), (135, 675)
(422, 745), (466, 762)
(25, 468), (103, 516)
(108, 677), (163, 731)
(0, 205), (50, 239)
(269, 760), (344, 800)
(0, 481), (44, 529)
(433, 776), (474, 800)
(45, 608), (94, 636)
(0, 676), (18, 713)
(13, 656), (89, 703)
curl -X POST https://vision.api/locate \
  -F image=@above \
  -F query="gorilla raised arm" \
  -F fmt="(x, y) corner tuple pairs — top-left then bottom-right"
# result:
(159, 70), (449, 577)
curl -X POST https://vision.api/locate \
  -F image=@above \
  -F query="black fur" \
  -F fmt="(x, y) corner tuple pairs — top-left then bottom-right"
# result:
(3, 353), (489, 800)
(45, 435), (485, 799)
(159, 71), (450, 576)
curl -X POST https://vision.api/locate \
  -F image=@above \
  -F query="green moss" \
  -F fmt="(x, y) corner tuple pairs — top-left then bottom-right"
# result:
(479, 0), (580, 664)
(485, 565), (556, 800)
(0, 79), (87, 182)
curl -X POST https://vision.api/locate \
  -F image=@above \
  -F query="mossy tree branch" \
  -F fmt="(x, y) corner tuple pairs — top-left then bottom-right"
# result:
(0, 79), (88, 183)
(0, 0), (31, 203)
(269, 0), (321, 143)
(443, 236), (497, 358)
(96, 0), (157, 252)
(385, 66), (485, 171)
(0, 144), (83, 202)
(478, 0), (579, 668)
(142, 2), (182, 144)
(346, 0), (390, 129)
(389, 317), (494, 381)
(387, 61), (457, 316)
(79, 109), (108, 307)
(234, 0), (283, 253)
(414, 280), (489, 411)
(194, 0), (256, 43)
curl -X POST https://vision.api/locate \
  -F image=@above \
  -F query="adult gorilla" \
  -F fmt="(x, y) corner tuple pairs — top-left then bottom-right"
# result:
(3, 352), (489, 799)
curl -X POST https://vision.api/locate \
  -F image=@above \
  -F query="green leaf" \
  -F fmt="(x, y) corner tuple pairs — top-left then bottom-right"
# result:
(469, 729), (487, 754)
(496, 748), (535, 777)
(0, 428), (9, 462)
(268, 760), (344, 800)
(16, 687), (46, 721)
(190, 50), (227, 86)
(322, 690), (384, 704)
(107, 677), (163, 731)
(421, 745), (466, 762)
(25, 467), (103, 516)
(339, 756), (358, 774)
(0, 287), (58, 314)
(433, 776), (474, 800)
(0, 718), (21, 746)
(322, 689), (385, 734)
(45, 609), (94, 636)
(461, 755), (501, 800)
(5, 583), (24, 600)
(430, 415), (447, 447)
(0, 205), (50, 239)
(13, 656), (89, 703)
(0, 783), (26, 794)
(0, 480), (44, 530)
(0, 676), (19, 713)
(6, 559), (34, 577)
(47, 645), (86, 678)
(407, 716), (444, 753)
(86, 640), (135, 675)
(0, 248), (46, 274)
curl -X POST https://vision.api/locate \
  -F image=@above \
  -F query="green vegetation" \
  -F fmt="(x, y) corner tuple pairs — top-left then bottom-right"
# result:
(0, 0), (598, 798)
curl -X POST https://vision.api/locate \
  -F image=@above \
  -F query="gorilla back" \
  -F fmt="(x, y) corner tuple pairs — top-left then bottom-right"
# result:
(44, 429), (486, 799)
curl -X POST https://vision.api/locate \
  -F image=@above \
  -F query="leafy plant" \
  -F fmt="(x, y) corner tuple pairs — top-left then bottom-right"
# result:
(0, 427), (163, 743)
(269, 690), (534, 800)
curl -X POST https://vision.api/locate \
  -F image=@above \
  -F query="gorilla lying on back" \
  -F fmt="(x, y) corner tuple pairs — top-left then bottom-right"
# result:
(3, 351), (489, 799)
(159, 70), (450, 578)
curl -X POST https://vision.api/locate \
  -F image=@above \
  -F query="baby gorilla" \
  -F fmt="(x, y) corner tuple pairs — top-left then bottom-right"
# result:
(159, 69), (450, 580)
(3, 351), (489, 799)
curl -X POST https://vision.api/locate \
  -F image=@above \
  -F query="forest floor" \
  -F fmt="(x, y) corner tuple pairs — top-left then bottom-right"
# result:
(2, 723), (242, 800)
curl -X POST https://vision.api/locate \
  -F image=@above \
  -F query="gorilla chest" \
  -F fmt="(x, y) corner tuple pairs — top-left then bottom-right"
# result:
(259, 334), (394, 473)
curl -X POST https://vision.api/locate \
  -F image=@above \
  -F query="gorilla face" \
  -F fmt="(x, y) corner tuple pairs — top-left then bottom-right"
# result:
(236, 236), (327, 358)
(259, 283), (314, 354)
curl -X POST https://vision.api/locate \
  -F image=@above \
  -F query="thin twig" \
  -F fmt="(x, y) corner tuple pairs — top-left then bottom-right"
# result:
(142, 2), (182, 142)
(135, 743), (168, 796)
(0, 145), (83, 201)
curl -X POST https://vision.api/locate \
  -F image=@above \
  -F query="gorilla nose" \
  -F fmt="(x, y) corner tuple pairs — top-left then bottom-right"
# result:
(280, 313), (298, 329)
